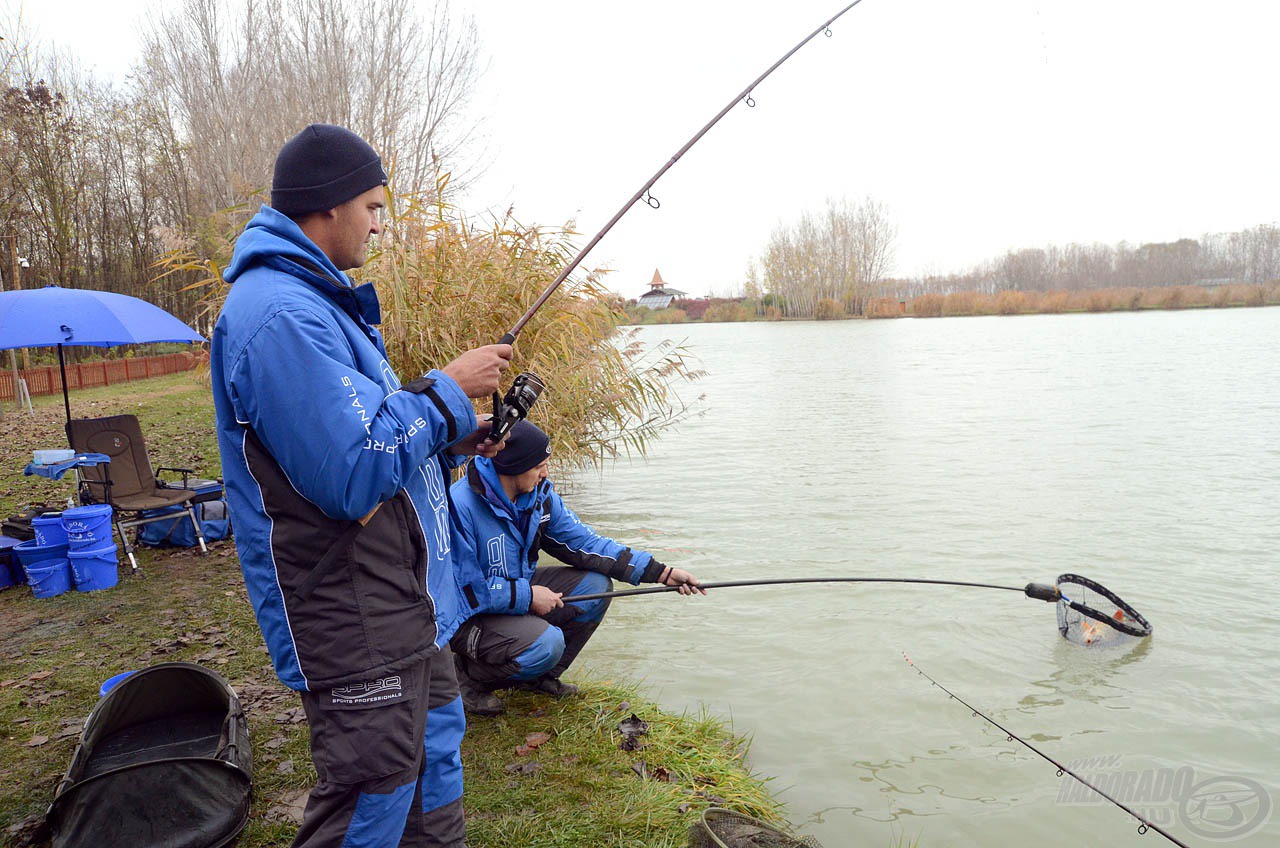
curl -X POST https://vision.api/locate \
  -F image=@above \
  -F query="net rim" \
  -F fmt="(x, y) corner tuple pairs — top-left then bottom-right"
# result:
(698, 808), (811, 847)
(1056, 572), (1153, 637)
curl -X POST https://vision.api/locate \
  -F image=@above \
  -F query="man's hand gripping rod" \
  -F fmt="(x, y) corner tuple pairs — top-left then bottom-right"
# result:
(486, 0), (870, 442)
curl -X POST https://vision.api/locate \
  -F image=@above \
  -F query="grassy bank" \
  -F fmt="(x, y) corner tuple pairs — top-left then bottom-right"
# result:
(0, 372), (780, 847)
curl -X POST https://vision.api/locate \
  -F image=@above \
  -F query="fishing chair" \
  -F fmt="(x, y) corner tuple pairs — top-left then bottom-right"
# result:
(65, 414), (209, 573)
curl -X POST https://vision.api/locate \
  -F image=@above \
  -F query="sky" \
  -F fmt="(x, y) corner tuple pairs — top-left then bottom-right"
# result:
(8, 0), (1280, 299)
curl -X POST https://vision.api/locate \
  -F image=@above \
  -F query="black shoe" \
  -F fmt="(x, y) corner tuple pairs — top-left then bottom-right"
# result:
(515, 676), (579, 699)
(457, 674), (504, 716)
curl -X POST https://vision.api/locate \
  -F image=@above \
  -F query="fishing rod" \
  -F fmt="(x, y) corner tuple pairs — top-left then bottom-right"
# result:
(562, 577), (1063, 604)
(487, 0), (870, 440)
(904, 653), (1193, 848)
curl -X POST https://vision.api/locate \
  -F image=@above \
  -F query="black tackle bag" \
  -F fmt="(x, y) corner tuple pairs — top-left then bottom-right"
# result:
(46, 662), (253, 848)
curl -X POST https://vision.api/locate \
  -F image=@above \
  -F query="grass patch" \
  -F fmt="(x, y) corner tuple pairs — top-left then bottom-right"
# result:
(0, 371), (779, 847)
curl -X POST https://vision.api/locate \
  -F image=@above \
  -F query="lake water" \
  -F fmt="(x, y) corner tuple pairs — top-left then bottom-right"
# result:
(569, 308), (1280, 847)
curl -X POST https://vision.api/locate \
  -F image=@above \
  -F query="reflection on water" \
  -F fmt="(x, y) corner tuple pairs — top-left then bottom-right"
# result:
(835, 747), (1011, 824)
(1020, 637), (1153, 712)
(573, 310), (1280, 847)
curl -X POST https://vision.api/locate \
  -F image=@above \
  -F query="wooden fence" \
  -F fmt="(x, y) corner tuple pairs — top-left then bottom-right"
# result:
(0, 351), (204, 402)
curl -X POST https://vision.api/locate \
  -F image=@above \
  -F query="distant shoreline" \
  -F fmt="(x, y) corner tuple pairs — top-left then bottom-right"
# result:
(623, 281), (1280, 324)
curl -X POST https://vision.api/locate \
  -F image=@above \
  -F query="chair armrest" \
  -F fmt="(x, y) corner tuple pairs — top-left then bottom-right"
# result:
(76, 476), (114, 506)
(156, 467), (194, 488)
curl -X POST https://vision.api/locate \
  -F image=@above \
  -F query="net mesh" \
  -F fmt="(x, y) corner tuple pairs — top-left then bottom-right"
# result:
(688, 808), (824, 848)
(1056, 573), (1152, 646)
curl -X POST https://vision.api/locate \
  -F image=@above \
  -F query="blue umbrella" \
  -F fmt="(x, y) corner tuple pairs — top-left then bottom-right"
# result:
(0, 285), (205, 424)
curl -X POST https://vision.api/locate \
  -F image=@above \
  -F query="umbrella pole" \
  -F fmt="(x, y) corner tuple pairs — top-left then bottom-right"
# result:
(58, 344), (71, 427)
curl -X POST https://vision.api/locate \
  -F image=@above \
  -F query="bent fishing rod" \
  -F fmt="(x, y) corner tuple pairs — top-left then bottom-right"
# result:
(488, 0), (870, 440)
(904, 654), (1193, 848)
(562, 577), (1064, 604)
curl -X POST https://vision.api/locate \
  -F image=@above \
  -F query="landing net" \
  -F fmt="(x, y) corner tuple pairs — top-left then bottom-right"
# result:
(688, 808), (823, 848)
(1056, 573), (1152, 645)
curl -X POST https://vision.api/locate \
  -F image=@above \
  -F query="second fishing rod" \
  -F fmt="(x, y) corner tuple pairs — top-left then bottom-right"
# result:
(486, 0), (870, 442)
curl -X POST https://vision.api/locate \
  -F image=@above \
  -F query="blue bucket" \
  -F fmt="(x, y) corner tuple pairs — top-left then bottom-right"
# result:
(61, 504), (114, 551)
(16, 539), (73, 599)
(69, 544), (119, 592)
(32, 513), (66, 547)
(99, 670), (136, 698)
(1, 536), (25, 588)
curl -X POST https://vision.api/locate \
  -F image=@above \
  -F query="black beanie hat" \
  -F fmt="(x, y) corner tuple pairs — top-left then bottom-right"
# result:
(271, 124), (389, 217)
(491, 420), (552, 476)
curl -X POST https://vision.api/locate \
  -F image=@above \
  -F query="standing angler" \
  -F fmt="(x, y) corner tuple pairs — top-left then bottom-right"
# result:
(211, 124), (510, 847)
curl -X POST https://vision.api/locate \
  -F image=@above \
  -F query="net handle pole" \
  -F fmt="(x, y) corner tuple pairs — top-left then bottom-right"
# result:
(561, 576), (1051, 604)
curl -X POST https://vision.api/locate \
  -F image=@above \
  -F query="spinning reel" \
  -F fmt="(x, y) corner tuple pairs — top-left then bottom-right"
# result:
(487, 371), (545, 443)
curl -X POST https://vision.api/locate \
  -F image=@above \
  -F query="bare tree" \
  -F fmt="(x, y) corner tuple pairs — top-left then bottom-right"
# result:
(141, 0), (482, 216)
(753, 196), (897, 317)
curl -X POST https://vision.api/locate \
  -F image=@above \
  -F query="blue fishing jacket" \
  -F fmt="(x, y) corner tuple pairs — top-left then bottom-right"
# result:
(449, 458), (667, 617)
(211, 206), (475, 692)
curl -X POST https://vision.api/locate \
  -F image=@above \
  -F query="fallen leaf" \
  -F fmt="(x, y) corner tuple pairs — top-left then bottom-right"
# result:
(4, 815), (49, 846)
(28, 671), (53, 681)
(514, 744), (533, 756)
(524, 731), (551, 748)
(503, 761), (542, 775)
(677, 802), (693, 814)
(618, 713), (649, 737)
(25, 735), (49, 747)
(266, 788), (310, 825)
(276, 759), (295, 775)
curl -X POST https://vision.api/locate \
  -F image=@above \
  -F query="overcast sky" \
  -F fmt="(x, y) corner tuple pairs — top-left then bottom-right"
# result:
(10, 0), (1280, 298)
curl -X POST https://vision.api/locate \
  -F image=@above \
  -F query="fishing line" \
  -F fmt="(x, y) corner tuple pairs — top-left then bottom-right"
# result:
(904, 653), (1192, 848)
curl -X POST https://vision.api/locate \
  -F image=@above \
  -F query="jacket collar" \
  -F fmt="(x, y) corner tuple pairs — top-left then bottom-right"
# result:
(225, 205), (383, 327)
(468, 458), (547, 522)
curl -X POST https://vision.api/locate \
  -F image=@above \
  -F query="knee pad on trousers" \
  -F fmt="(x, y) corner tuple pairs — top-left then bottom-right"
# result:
(511, 625), (565, 681)
(569, 572), (613, 623)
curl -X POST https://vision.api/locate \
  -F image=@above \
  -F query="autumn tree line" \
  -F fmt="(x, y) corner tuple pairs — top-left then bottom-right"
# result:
(884, 227), (1280, 301)
(0, 0), (481, 335)
(0, 0), (702, 461)
(735, 210), (1278, 320)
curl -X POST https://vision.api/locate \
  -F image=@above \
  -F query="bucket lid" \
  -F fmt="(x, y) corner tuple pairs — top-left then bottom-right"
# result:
(61, 504), (113, 518)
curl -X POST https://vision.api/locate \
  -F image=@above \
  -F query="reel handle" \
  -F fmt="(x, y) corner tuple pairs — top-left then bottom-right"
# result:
(485, 371), (545, 443)
(1024, 582), (1061, 603)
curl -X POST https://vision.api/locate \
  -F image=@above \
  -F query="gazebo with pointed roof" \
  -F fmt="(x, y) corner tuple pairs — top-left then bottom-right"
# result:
(636, 268), (687, 310)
